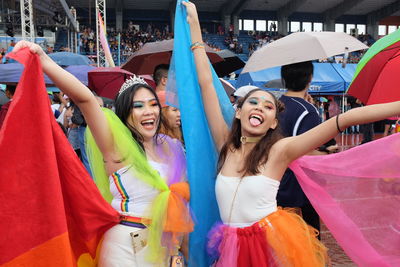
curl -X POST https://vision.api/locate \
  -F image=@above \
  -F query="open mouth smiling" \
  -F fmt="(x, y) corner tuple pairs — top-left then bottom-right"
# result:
(141, 119), (156, 129)
(249, 114), (264, 127)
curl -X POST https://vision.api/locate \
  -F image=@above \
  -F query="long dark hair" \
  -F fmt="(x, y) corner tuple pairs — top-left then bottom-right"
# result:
(217, 89), (285, 176)
(114, 83), (163, 151)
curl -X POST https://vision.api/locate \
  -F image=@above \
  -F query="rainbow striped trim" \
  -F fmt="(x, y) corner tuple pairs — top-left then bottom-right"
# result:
(120, 215), (147, 228)
(111, 172), (129, 212)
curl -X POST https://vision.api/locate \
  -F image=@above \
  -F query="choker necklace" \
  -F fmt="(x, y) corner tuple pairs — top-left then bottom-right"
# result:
(240, 136), (263, 144)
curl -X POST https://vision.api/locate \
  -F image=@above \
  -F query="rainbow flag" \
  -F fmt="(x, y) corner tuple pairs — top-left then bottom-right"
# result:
(0, 48), (120, 266)
(98, 12), (115, 67)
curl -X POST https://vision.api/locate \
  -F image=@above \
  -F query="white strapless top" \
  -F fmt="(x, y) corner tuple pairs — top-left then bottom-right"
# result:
(216, 174), (280, 227)
(109, 161), (168, 218)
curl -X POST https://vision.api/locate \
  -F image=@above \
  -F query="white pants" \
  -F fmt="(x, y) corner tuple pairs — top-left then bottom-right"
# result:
(98, 224), (168, 267)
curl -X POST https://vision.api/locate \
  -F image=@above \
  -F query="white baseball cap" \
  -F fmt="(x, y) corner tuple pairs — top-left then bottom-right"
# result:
(233, 85), (259, 97)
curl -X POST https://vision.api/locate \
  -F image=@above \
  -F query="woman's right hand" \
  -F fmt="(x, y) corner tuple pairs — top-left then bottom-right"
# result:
(12, 40), (45, 57)
(12, 41), (51, 68)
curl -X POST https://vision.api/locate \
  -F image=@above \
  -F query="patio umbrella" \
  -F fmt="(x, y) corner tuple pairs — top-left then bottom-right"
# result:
(47, 87), (60, 93)
(0, 63), (94, 86)
(88, 67), (155, 99)
(347, 29), (400, 105)
(121, 39), (223, 75)
(242, 31), (368, 73)
(213, 49), (245, 77)
(319, 97), (328, 102)
(0, 63), (54, 85)
(64, 65), (96, 86)
(88, 67), (134, 99)
(219, 78), (236, 97)
(138, 74), (157, 89)
(48, 52), (93, 66)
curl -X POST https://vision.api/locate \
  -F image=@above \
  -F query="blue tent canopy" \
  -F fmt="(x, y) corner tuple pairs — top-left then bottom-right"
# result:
(236, 66), (281, 88)
(309, 63), (345, 94)
(331, 63), (357, 90)
(236, 63), (356, 95)
(48, 52), (93, 66)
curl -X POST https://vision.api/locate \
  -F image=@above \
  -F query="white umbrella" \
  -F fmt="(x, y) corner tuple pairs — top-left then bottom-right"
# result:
(242, 31), (368, 73)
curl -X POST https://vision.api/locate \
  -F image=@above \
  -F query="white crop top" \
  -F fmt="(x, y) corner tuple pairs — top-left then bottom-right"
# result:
(109, 161), (168, 218)
(216, 174), (280, 227)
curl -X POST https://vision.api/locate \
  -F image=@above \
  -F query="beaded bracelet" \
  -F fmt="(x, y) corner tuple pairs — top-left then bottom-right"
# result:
(190, 42), (205, 51)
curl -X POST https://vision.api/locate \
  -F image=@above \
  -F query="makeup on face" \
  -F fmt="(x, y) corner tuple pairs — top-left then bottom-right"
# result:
(242, 93), (277, 129)
(246, 96), (276, 110)
(132, 98), (158, 109)
(129, 89), (161, 141)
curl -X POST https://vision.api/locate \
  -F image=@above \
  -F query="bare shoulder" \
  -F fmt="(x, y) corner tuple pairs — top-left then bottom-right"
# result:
(104, 152), (127, 175)
(260, 137), (293, 180)
(268, 137), (294, 163)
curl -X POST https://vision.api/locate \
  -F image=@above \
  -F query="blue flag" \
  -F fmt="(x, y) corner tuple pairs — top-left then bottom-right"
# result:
(166, 1), (234, 266)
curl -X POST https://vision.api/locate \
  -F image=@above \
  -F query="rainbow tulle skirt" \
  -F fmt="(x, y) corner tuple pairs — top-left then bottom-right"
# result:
(207, 208), (329, 267)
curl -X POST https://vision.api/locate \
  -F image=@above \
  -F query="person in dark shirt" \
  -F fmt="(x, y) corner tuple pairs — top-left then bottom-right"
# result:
(70, 102), (92, 176)
(355, 99), (375, 144)
(278, 61), (337, 236)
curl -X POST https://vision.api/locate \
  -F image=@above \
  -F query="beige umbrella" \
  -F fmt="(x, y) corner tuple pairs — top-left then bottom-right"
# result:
(242, 31), (368, 73)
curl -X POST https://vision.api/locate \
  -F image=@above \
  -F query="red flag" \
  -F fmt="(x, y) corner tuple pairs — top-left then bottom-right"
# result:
(0, 48), (120, 266)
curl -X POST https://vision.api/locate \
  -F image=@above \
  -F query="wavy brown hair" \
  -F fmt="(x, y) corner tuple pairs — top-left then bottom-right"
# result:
(217, 89), (285, 176)
(160, 106), (183, 143)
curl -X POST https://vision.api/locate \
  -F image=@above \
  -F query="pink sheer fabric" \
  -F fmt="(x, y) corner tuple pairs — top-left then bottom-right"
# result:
(216, 226), (240, 267)
(290, 133), (400, 267)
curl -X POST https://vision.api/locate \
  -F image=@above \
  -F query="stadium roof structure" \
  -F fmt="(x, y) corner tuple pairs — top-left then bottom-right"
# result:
(61, 0), (400, 16)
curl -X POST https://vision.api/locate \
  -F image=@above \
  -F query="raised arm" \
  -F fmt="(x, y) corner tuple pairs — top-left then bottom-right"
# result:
(183, 1), (229, 151)
(13, 41), (115, 160)
(282, 101), (400, 163)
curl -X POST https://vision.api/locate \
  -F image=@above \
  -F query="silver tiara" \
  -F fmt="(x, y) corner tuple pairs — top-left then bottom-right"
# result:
(118, 75), (148, 95)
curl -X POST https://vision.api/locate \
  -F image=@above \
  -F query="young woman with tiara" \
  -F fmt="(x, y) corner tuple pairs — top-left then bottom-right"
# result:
(12, 41), (193, 266)
(183, 2), (400, 266)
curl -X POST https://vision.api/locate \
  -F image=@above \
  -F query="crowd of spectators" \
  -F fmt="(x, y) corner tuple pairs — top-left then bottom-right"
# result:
(79, 23), (173, 63)
(71, 23), (376, 65)
(79, 27), (96, 54)
(247, 32), (285, 56)
(224, 36), (243, 54)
